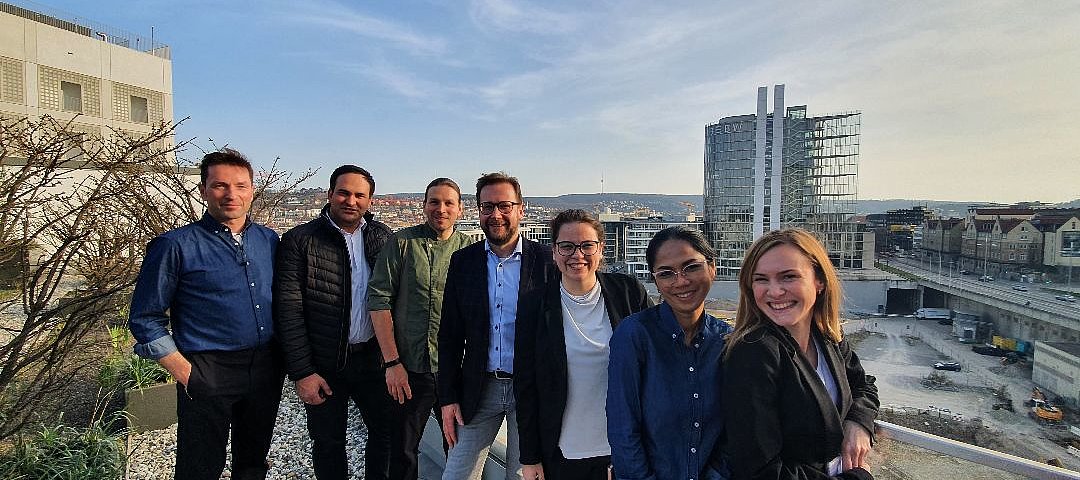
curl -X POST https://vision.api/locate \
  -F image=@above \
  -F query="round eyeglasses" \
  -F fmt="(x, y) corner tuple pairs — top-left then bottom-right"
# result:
(651, 261), (708, 285)
(555, 241), (600, 257)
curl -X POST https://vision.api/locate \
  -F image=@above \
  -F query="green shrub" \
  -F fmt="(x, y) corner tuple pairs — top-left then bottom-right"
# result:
(0, 417), (126, 480)
(97, 327), (170, 391)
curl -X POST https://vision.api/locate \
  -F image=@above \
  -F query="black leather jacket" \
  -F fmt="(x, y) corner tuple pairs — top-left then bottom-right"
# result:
(273, 207), (392, 380)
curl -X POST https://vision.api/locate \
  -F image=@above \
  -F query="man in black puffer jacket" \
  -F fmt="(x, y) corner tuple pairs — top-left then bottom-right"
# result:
(274, 165), (394, 480)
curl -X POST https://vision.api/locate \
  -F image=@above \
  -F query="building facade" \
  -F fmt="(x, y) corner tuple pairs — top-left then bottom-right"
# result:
(703, 85), (863, 278)
(0, 2), (172, 150)
(597, 215), (702, 280)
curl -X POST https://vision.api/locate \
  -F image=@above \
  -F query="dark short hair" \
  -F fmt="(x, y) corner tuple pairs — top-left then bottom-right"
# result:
(425, 177), (462, 203)
(550, 209), (603, 243)
(475, 172), (522, 203)
(199, 148), (253, 185)
(329, 165), (375, 195)
(645, 226), (715, 271)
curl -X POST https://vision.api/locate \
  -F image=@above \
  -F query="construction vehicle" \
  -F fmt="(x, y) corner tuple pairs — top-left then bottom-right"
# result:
(1028, 388), (1065, 423)
(1032, 403), (1065, 423)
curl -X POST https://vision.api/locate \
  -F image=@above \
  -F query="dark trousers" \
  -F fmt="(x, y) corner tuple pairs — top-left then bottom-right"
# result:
(388, 371), (443, 480)
(175, 346), (284, 480)
(545, 450), (611, 480)
(305, 340), (392, 480)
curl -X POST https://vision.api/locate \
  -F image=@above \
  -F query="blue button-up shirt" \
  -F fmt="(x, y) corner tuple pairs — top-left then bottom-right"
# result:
(129, 213), (277, 359)
(607, 303), (733, 480)
(485, 237), (522, 373)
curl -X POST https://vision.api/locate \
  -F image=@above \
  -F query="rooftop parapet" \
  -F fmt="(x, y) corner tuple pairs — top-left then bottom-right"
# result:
(0, 0), (170, 59)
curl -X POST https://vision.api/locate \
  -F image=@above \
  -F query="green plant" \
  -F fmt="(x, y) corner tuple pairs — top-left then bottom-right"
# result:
(97, 326), (170, 391)
(0, 416), (126, 480)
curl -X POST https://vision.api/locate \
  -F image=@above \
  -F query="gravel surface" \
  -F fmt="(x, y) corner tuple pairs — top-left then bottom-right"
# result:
(127, 385), (370, 479)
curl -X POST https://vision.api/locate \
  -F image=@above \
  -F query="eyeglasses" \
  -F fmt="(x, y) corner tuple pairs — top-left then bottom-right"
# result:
(555, 241), (600, 257)
(479, 201), (520, 215)
(652, 261), (709, 285)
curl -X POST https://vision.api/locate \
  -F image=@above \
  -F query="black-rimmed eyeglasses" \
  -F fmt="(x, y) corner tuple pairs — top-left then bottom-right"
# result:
(555, 241), (600, 257)
(652, 261), (708, 285)
(479, 201), (520, 215)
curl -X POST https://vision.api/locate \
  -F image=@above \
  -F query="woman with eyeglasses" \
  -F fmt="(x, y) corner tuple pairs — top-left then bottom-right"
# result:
(515, 209), (652, 480)
(722, 228), (878, 480)
(607, 226), (732, 480)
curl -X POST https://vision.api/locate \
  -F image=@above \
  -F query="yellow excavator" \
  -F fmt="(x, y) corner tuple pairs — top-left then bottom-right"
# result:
(1029, 387), (1064, 423)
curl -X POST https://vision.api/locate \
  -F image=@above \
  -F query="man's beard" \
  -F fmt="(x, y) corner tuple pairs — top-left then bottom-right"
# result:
(482, 221), (518, 246)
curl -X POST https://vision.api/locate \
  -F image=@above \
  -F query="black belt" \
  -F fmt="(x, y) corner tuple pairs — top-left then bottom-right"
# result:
(348, 340), (376, 353)
(486, 370), (513, 380)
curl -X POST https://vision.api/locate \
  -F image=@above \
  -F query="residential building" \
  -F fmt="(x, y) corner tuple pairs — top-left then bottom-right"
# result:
(703, 84), (864, 278)
(921, 218), (965, 273)
(1034, 209), (1080, 285)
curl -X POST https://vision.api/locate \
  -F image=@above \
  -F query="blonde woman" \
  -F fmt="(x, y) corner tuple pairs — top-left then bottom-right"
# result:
(722, 228), (878, 480)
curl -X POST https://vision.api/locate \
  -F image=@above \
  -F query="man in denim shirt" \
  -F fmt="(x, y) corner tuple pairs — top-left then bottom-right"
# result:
(129, 149), (283, 480)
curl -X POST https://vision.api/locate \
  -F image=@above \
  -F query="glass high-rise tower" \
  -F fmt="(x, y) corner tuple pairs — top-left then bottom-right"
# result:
(704, 85), (864, 278)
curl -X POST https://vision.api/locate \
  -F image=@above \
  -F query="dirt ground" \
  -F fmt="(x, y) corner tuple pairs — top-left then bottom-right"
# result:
(848, 316), (1080, 475)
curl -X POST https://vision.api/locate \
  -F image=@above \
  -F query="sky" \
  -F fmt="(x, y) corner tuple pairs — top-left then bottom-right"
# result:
(25, 0), (1080, 203)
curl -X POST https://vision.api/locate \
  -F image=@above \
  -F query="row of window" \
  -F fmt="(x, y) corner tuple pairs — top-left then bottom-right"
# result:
(0, 59), (163, 124)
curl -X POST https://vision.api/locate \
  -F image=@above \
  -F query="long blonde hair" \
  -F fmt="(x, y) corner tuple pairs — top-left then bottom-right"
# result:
(725, 228), (843, 356)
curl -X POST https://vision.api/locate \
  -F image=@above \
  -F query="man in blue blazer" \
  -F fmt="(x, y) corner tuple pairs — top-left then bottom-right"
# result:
(437, 172), (552, 479)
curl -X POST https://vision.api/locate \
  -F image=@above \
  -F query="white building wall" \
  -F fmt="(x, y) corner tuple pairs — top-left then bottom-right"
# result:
(0, 9), (172, 136)
(1032, 341), (1080, 406)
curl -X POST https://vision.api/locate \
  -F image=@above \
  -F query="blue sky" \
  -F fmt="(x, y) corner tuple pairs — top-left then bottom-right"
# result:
(27, 0), (1080, 202)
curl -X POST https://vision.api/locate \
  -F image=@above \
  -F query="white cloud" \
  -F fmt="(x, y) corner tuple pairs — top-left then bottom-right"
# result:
(468, 0), (582, 34)
(278, 0), (448, 56)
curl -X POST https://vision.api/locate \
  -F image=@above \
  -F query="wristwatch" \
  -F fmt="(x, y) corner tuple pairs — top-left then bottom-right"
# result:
(381, 358), (401, 369)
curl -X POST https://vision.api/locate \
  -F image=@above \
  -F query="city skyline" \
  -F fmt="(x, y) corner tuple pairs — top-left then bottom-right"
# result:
(22, 0), (1080, 202)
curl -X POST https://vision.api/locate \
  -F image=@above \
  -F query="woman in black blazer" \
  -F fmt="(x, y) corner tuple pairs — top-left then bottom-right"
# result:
(722, 228), (879, 480)
(515, 210), (652, 480)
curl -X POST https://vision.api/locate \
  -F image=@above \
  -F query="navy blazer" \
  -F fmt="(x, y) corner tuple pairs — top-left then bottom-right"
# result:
(437, 238), (552, 424)
(722, 322), (878, 480)
(514, 272), (652, 465)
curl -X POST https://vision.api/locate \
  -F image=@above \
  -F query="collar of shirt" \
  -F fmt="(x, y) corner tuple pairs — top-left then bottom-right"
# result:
(658, 302), (726, 345)
(325, 211), (367, 235)
(484, 236), (523, 259)
(197, 212), (252, 236)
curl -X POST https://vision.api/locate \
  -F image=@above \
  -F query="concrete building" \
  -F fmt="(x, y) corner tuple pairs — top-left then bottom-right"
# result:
(922, 218), (965, 273)
(596, 215), (702, 280)
(1032, 341), (1080, 406)
(0, 2), (172, 151)
(703, 84), (864, 278)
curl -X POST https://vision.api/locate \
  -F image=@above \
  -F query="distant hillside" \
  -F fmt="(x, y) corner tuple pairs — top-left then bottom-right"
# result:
(526, 193), (703, 213)
(370, 190), (1079, 218)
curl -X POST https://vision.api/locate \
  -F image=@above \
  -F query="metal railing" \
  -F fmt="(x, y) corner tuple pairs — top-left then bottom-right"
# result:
(419, 417), (1080, 479)
(0, 1), (170, 59)
(876, 420), (1080, 479)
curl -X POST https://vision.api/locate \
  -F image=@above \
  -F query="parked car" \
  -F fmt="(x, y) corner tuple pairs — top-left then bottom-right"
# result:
(979, 275), (994, 282)
(1055, 294), (1077, 303)
(959, 270), (971, 275)
(934, 361), (962, 371)
(1012, 285), (1029, 292)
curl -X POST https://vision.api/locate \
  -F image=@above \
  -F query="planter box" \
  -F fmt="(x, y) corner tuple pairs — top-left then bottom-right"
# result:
(125, 382), (177, 433)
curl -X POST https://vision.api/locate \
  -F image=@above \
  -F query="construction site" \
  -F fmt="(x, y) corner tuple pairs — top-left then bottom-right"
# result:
(848, 315), (1080, 478)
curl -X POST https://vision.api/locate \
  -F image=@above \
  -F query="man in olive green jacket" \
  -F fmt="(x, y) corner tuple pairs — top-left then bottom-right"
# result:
(368, 178), (473, 480)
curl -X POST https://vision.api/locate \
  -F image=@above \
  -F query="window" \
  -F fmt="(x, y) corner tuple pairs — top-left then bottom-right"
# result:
(61, 81), (82, 112)
(130, 95), (148, 123)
